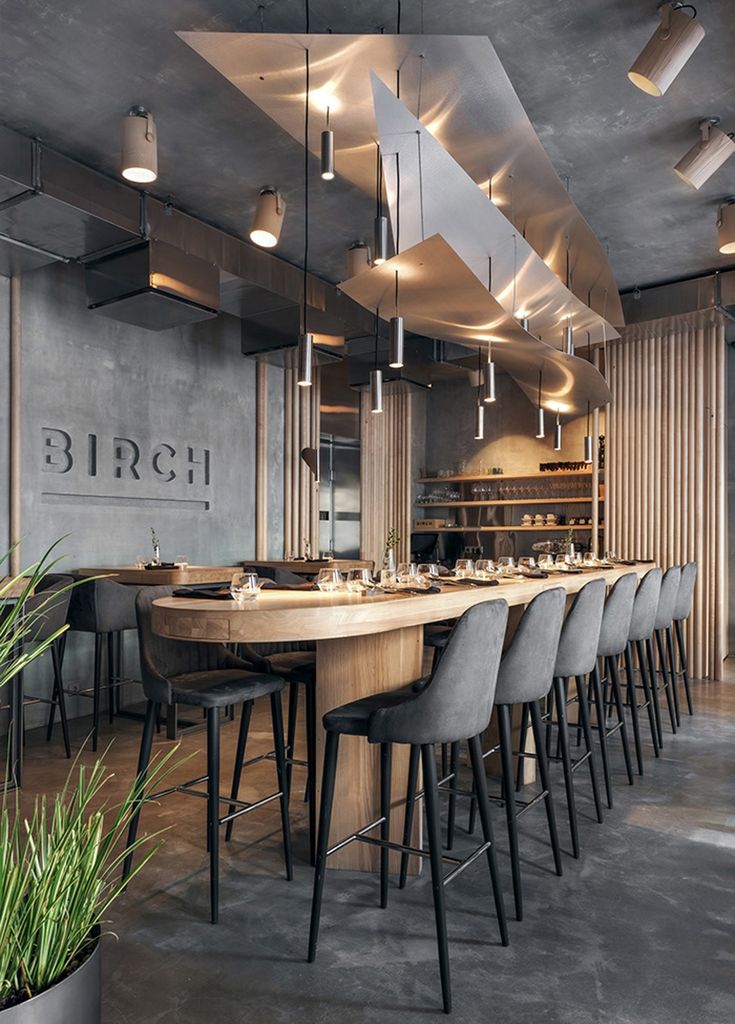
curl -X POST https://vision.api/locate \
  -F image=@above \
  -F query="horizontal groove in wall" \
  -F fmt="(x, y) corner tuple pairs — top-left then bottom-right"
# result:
(41, 492), (211, 510)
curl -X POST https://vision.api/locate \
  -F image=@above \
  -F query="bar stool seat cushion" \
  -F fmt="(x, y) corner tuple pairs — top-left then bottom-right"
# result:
(259, 650), (316, 683)
(323, 684), (419, 737)
(169, 669), (284, 708)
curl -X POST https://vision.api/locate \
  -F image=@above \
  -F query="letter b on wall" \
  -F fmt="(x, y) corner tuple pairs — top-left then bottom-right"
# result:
(41, 428), (73, 473)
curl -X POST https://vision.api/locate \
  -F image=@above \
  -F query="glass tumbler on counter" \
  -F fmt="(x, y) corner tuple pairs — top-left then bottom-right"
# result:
(417, 562), (439, 578)
(134, 555), (146, 569)
(346, 568), (373, 592)
(230, 572), (262, 604)
(317, 568), (343, 592)
(496, 556), (516, 575)
(475, 559), (495, 577)
(454, 559), (475, 578)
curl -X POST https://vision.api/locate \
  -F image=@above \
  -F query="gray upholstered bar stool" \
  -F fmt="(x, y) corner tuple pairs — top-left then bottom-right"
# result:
(594, 573), (636, 789)
(624, 567), (663, 758)
(546, 578), (606, 858)
(652, 566), (682, 733)
(20, 575), (74, 758)
(672, 561), (697, 716)
(123, 587), (291, 924)
(64, 577), (140, 750)
(480, 587), (566, 922)
(308, 600), (510, 1015)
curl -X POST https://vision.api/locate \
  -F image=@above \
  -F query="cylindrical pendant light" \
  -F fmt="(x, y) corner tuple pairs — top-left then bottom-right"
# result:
(563, 318), (574, 356)
(717, 199), (735, 254)
(389, 271), (404, 368)
(483, 344), (496, 403)
(370, 368), (383, 413)
(583, 401), (594, 463)
(346, 240), (371, 277)
(674, 119), (735, 190)
(120, 106), (158, 183)
(250, 188), (286, 248)
(297, 331), (313, 387)
(628, 2), (705, 98)
(535, 370), (545, 439)
(554, 411), (562, 452)
(320, 107), (335, 181)
(474, 348), (485, 440)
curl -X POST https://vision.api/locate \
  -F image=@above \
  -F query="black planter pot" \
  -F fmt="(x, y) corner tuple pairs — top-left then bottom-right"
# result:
(1, 933), (101, 1024)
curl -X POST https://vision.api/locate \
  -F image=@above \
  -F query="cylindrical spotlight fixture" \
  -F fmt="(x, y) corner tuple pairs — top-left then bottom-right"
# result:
(250, 188), (286, 248)
(535, 369), (545, 438)
(628, 2), (705, 98)
(674, 120), (735, 190)
(518, 315), (529, 333)
(584, 401), (593, 464)
(389, 317), (404, 369)
(474, 400), (485, 441)
(120, 106), (157, 183)
(373, 214), (389, 265)
(346, 240), (371, 277)
(563, 319), (574, 355)
(370, 368), (383, 413)
(320, 108), (335, 181)
(554, 412), (562, 452)
(717, 199), (735, 255)
(297, 332), (313, 388)
(483, 354), (496, 403)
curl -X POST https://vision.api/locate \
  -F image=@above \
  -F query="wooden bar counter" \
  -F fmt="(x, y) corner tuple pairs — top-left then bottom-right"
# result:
(153, 565), (648, 872)
(76, 565), (240, 585)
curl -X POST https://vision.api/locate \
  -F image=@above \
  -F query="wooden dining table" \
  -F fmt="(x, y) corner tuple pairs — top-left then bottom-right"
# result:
(75, 565), (241, 585)
(152, 564), (649, 873)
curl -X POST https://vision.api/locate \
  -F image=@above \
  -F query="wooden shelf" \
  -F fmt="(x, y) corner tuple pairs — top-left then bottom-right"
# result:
(413, 524), (598, 533)
(415, 497), (599, 508)
(418, 470), (594, 484)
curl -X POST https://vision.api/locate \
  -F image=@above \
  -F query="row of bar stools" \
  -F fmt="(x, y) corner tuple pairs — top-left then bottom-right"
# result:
(123, 587), (292, 924)
(309, 600), (511, 1015)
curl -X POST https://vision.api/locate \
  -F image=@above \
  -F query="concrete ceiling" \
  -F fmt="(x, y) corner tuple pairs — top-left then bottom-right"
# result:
(0, 0), (733, 295)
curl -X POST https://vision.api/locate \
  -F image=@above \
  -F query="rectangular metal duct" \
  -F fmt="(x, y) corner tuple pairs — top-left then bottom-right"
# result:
(241, 302), (345, 365)
(346, 335), (432, 389)
(85, 240), (219, 330)
(621, 269), (735, 327)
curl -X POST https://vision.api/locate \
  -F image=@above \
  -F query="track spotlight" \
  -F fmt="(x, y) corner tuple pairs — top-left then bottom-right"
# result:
(346, 241), (371, 278)
(535, 370), (545, 439)
(120, 106), (157, 183)
(717, 199), (735, 255)
(320, 107), (335, 181)
(628, 2), (705, 98)
(554, 411), (563, 452)
(297, 331), (313, 387)
(674, 118), (735, 190)
(250, 188), (286, 248)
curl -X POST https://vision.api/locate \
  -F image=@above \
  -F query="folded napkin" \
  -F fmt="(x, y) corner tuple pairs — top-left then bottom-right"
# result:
(259, 580), (318, 591)
(145, 562), (177, 570)
(442, 577), (499, 588)
(519, 570), (549, 579)
(173, 586), (231, 600)
(379, 584), (442, 595)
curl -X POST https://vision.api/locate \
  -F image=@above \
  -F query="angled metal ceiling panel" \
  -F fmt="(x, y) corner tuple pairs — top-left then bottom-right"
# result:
(339, 233), (611, 415)
(177, 31), (623, 325)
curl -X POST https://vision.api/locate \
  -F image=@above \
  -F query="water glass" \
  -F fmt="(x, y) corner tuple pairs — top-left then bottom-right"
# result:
(397, 562), (418, 577)
(518, 557), (536, 571)
(454, 558), (474, 578)
(538, 553), (554, 569)
(475, 559), (495, 577)
(379, 569), (397, 588)
(417, 563), (439, 578)
(496, 556), (516, 575)
(230, 572), (261, 604)
(134, 554), (146, 569)
(317, 568), (343, 592)
(175, 556), (189, 570)
(346, 568), (373, 592)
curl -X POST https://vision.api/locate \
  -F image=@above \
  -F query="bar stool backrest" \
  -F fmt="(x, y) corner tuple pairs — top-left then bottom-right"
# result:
(654, 566), (681, 631)
(628, 568), (662, 642)
(494, 587), (566, 705)
(367, 598), (509, 746)
(553, 577), (606, 678)
(597, 573), (638, 658)
(673, 562), (698, 622)
(24, 574), (74, 643)
(69, 577), (139, 634)
(135, 586), (235, 705)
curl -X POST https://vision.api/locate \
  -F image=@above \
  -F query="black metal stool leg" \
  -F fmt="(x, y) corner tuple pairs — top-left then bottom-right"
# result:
(308, 730), (340, 963)
(644, 638), (664, 747)
(497, 704), (522, 921)
(467, 734), (509, 947)
(515, 702), (529, 792)
(622, 647), (644, 772)
(92, 633), (105, 752)
(285, 682), (299, 797)
(380, 742), (392, 908)
(107, 632), (116, 725)
(655, 629), (677, 733)
(446, 741), (459, 851)
(271, 691), (293, 882)
(529, 700), (563, 877)
(50, 640), (71, 758)
(609, 656), (634, 785)
(422, 743), (452, 1015)
(206, 707), (221, 923)
(225, 701), (253, 842)
(575, 675), (604, 825)
(674, 619), (694, 715)
(665, 626), (681, 727)
(305, 682), (317, 866)
(122, 699), (157, 883)
(553, 676), (580, 858)
(590, 664), (614, 809)
(399, 744), (420, 889)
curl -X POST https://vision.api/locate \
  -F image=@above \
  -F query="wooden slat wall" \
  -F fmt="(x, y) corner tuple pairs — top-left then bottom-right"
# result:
(284, 358), (321, 558)
(360, 388), (414, 571)
(606, 313), (727, 680)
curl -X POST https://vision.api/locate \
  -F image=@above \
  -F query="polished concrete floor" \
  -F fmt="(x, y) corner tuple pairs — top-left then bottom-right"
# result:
(15, 670), (735, 1023)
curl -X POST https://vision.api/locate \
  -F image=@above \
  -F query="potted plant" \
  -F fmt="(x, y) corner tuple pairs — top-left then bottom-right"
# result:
(0, 545), (177, 1022)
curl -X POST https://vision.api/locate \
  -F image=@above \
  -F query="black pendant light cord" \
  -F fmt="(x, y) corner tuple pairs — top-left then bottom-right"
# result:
(375, 142), (382, 221)
(537, 369), (542, 406)
(395, 150), (400, 254)
(374, 308), (380, 369)
(303, 45), (309, 334)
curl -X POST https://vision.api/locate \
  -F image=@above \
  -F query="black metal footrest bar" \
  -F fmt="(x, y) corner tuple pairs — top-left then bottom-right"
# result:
(547, 748), (592, 773)
(144, 772), (284, 826)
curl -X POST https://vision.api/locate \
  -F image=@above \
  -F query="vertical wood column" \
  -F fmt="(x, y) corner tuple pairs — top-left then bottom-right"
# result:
(255, 359), (268, 559)
(9, 274), (21, 575)
(606, 313), (727, 680)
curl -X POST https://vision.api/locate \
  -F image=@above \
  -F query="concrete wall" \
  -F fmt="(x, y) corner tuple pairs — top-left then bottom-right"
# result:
(0, 277), (9, 555)
(3, 261), (283, 730)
